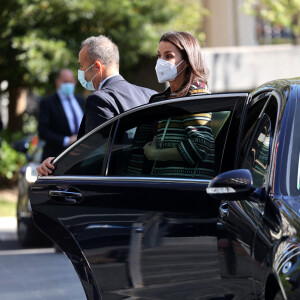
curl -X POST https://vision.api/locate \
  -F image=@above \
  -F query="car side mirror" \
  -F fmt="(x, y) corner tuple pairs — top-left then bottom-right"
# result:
(206, 169), (256, 201)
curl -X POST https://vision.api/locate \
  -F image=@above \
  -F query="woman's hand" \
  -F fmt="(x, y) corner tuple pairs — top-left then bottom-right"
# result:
(144, 136), (183, 161)
(143, 136), (158, 161)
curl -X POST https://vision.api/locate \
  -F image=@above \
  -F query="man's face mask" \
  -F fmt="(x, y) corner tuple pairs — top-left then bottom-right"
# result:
(78, 63), (97, 91)
(155, 58), (185, 83)
(60, 83), (75, 96)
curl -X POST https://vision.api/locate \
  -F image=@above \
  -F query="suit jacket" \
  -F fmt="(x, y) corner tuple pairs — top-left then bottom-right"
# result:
(77, 75), (156, 139)
(38, 92), (85, 160)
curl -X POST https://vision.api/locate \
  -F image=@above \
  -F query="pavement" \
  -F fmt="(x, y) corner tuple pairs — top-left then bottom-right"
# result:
(0, 217), (86, 300)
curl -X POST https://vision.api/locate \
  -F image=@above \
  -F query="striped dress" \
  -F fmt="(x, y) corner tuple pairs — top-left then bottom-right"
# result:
(151, 113), (215, 178)
(127, 82), (215, 179)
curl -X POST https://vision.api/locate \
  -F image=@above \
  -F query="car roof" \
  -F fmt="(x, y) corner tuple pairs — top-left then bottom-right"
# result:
(251, 77), (300, 99)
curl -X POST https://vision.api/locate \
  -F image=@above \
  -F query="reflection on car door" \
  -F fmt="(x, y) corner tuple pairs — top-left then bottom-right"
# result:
(217, 93), (278, 299)
(31, 94), (247, 300)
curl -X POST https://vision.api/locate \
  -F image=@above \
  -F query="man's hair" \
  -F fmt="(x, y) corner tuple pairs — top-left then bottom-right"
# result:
(55, 69), (74, 80)
(81, 35), (120, 67)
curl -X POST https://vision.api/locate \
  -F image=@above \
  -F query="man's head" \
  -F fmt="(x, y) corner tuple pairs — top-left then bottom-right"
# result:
(55, 69), (76, 96)
(78, 35), (120, 91)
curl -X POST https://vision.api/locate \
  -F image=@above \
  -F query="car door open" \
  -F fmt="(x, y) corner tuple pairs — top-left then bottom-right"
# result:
(30, 93), (248, 300)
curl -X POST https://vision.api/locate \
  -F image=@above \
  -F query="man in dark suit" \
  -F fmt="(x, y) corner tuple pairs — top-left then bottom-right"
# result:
(38, 69), (84, 160)
(37, 35), (156, 176)
(76, 35), (156, 138)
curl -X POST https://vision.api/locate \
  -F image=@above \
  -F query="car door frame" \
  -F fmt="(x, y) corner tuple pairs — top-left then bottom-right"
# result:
(217, 88), (282, 299)
(31, 92), (249, 300)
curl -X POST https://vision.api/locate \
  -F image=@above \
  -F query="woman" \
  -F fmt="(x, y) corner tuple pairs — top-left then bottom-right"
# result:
(143, 31), (215, 179)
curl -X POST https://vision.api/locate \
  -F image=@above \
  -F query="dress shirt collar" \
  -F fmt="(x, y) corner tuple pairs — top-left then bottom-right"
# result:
(98, 74), (119, 90)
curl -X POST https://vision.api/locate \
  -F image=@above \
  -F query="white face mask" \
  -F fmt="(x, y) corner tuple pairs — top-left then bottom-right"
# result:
(155, 58), (185, 83)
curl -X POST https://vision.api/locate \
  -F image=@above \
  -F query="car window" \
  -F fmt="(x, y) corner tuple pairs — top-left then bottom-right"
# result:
(51, 95), (244, 178)
(108, 108), (231, 179)
(297, 153), (300, 191)
(240, 94), (278, 188)
(287, 99), (300, 196)
(242, 114), (272, 188)
(53, 124), (113, 176)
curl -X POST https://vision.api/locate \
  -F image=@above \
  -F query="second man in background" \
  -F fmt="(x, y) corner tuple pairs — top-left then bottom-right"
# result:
(38, 69), (84, 161)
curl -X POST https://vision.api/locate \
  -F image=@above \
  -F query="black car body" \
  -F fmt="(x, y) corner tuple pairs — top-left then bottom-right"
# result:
(16, 136), (51, 246)
(30, 78), (300, 299)
(18, 160), (41, 246)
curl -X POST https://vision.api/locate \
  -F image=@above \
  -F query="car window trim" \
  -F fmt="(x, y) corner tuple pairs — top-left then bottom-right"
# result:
(101, 120), (118, 176)
(104, 119), (120, 176)
(266, 91), (281, 191)
(35, 175), (211, 185)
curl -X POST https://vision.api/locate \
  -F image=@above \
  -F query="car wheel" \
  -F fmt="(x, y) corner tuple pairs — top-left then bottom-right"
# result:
(17, 218), (52, 247)
(274, 290), (284, 300)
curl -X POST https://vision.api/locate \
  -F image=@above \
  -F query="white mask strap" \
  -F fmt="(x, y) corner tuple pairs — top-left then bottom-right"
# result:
(176, 60), (184, 68)
(176, 65), (186, 78)
(84, 63), (94, 73)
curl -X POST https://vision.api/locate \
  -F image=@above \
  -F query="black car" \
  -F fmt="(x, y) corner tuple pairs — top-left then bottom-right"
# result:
(16, 136), (51, 246)
(30, 78), (300, 299)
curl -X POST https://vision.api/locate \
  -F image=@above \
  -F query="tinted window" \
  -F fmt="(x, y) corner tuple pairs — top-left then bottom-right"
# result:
(288, 100), (300, 196)
(53, 124), (113, 176)
(242, 114), (271, 188)
(240, 94), (278, 188)
(108, 109), (231, 179)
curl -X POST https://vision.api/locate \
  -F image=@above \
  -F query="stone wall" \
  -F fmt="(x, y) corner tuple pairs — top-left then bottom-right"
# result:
(203, 44), (300, 92)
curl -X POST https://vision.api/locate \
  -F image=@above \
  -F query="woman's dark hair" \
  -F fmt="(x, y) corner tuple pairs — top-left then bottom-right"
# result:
(159, 31), (209, 97)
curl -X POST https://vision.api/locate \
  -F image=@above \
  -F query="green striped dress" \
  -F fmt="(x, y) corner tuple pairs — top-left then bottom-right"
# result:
(127, 82), (215, 179)
(151, 113), (215, 178)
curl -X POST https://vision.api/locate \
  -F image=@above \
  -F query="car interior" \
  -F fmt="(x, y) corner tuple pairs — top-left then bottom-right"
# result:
(108, 110), (232, 178)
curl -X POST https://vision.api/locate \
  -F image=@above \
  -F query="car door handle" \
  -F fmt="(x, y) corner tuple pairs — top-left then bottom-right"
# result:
(49, 190), (83, 204)
(219, 202), (229, 221)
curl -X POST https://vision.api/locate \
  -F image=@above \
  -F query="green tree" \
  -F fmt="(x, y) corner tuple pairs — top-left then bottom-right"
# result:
(243, 0), (300, 44)
(0, 0), (208, 133)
